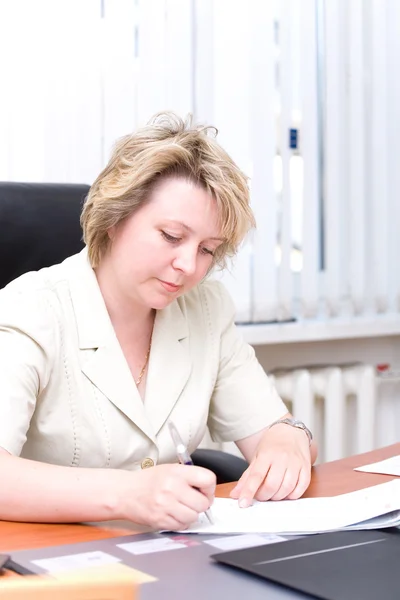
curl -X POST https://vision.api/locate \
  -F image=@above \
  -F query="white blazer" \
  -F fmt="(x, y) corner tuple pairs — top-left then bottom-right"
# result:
(0, 250), (286, 470)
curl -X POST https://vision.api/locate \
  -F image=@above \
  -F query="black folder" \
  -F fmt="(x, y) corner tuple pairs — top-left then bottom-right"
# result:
(211, 529), (400, 600)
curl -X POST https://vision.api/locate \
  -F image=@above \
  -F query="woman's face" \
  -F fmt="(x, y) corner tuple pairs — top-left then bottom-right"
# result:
(105, 177), (224, 310)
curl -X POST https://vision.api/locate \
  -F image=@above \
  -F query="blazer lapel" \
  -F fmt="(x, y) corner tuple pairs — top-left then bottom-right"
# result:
(144, 298), (191, 436)
(82, 340), (156, 444)
(68, 250), (156, 443)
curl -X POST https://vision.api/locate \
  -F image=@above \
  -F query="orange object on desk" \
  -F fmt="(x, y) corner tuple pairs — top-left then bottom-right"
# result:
(0, 565), (139, 599)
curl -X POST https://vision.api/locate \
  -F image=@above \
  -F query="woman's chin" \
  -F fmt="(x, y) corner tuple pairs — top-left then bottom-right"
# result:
(147, 293), (179, 310)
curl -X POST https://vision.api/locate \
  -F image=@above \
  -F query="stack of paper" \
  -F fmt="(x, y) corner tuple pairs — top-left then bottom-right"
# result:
(178, 480), (400, 535)
(354, 455), (400, 476)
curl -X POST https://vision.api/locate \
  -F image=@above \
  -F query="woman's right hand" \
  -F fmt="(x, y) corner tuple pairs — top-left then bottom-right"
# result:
(118, 463), (216, 530)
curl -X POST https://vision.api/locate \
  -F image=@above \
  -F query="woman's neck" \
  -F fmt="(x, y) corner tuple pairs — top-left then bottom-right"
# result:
(94, 262), (154, 337)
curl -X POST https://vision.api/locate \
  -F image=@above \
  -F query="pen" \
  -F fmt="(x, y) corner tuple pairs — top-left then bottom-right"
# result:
(168, 421), (214, 525)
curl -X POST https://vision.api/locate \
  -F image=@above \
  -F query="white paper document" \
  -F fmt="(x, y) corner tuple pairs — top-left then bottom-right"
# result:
(117, 538), (187, 555)
(354, 455), (400, 477)
(32, 551), (121, 573)
(178, 480), (400, 535)
(203, 533), (285, 551)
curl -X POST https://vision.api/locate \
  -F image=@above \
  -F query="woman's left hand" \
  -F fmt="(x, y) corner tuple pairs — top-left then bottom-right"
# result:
(230, 424), (312, 507)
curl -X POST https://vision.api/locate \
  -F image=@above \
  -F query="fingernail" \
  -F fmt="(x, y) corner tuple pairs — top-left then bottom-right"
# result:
(239, 498), (251, 509)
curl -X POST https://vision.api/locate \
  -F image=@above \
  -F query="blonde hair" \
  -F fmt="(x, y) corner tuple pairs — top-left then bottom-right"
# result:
(81, 112), (255, 269)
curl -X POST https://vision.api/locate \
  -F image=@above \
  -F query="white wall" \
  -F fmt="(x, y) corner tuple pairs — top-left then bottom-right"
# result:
(1, 1), (399, 454)
(1, 0), (399, 328)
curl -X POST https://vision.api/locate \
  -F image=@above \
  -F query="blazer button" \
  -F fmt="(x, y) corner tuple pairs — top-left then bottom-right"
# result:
(141, 458), (155, 469)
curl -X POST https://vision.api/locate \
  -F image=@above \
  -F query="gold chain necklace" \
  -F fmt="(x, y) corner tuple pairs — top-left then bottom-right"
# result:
(135, 339), (152, 386)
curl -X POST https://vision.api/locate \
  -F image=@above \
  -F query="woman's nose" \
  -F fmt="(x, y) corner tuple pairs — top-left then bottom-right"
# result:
(172, 246), (197, 275)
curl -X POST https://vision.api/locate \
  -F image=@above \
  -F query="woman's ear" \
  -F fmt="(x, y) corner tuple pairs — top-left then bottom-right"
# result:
(107, 225), (116, 241)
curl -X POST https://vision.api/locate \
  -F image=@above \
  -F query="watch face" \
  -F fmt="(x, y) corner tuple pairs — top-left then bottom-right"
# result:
(293, 420), (313, 441)
(283, 418), (302, 427)
(270, 418), (312, 442)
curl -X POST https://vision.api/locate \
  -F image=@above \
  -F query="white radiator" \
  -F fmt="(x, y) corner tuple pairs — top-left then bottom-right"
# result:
(270, 364), (377, 463)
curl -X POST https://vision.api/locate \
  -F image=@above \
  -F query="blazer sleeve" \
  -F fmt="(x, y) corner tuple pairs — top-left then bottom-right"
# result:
(0, 286), (56, 455)
(202, 280), (287, 443)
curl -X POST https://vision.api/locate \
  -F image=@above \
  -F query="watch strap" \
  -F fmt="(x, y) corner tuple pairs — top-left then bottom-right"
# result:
(267, 417), (313, 445)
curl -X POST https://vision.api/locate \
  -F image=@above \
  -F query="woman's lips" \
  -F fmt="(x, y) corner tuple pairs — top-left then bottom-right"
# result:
(159, 280), (182, 292)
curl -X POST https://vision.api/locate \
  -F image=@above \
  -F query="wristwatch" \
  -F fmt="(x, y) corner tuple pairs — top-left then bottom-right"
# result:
(268, 418), (313, 445)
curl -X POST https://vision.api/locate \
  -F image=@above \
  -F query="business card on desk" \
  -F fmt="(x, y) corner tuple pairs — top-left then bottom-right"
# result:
(354, 455), (400, 477)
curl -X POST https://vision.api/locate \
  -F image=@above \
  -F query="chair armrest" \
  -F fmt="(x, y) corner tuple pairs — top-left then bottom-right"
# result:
(191, 449), (248, 484)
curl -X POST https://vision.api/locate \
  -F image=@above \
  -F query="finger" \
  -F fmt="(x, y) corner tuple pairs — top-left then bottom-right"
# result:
(183, 465), (216, 498)
(178, 485), (213, 515)
(230, 467), (251, 499)
(269, 468), (299, 501)
(159, 511), (195, 532)
(170, 503), (201, 528)
(286, 467), (311, 500)
(197, 483), (216, 505)
(253, 462), (286, 502)
(158, 515), (186, 531)
(237, 462), (271, 508)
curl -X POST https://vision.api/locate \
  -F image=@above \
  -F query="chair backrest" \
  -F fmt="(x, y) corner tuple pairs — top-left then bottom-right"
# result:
(0, 182), (89, 289)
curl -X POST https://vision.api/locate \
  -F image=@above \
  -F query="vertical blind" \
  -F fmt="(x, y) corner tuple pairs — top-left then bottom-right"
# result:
(0, 0), (399, 324)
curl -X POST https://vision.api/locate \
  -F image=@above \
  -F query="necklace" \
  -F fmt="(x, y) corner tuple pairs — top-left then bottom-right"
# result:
(135, 339), (152, 386)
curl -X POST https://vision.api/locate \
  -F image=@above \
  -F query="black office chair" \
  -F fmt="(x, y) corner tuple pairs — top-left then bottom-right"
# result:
(191, 448), (248, 484)
(0, 182), (86, 286)
(0, 182), (248, 484)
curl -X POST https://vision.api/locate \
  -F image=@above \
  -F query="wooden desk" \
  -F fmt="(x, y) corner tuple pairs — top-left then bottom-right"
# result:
(1, 443), (399, 557)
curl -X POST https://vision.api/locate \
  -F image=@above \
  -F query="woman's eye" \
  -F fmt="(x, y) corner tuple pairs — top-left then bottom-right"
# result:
(161, 231), (214, 256)
(161, 231), (180, 243)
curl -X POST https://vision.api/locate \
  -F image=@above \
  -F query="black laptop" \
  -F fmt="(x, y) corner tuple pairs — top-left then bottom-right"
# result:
(211, 529), (400, 600)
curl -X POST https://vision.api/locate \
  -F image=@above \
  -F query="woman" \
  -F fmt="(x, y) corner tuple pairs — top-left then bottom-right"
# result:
(0, 113), (316, 530)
